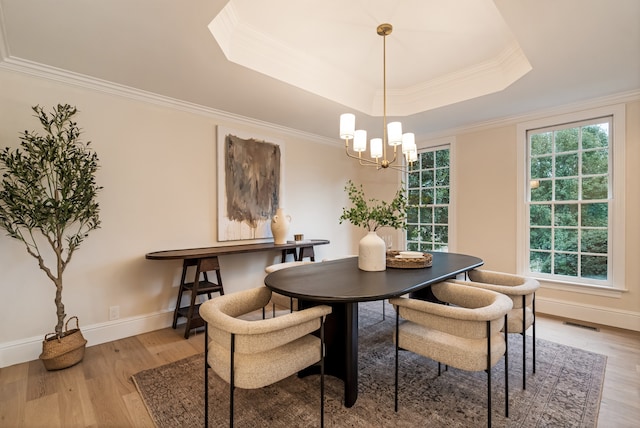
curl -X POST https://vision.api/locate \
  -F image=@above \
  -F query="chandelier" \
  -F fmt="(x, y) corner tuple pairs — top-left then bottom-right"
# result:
(340, 23), (417, 171)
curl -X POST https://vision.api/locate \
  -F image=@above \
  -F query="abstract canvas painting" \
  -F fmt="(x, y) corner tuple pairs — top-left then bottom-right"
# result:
(217, 126), (284, 241)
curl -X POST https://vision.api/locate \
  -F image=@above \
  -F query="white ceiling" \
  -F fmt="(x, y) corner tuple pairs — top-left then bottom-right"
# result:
(0, 0), (638, 142)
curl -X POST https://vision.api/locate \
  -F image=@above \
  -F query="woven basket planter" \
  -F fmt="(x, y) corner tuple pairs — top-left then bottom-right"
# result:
(39, 316), (87, 371)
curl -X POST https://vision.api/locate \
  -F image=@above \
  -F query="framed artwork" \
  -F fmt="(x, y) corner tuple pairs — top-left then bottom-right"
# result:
(216, 126), (284, 241)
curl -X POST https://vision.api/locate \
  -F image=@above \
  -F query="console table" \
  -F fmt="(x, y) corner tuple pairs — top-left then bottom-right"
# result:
(145, 239), (330, 338)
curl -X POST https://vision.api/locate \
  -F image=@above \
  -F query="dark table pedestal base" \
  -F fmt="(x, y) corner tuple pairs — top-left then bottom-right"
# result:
(299, 301), (359, 407)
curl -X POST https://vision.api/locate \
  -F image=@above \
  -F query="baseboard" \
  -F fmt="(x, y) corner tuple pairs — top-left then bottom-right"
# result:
(536, 297), (640, 332)
(0, 309), (174, 368)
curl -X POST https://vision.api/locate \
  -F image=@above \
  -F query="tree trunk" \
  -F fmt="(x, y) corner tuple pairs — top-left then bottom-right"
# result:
(54, 277), (65, 336)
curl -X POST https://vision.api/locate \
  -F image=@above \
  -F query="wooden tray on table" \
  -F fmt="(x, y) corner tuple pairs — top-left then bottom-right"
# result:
(386, 250), (433, 269)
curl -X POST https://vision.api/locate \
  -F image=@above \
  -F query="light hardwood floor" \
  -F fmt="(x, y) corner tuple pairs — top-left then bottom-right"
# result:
(1, 312), (638, 427)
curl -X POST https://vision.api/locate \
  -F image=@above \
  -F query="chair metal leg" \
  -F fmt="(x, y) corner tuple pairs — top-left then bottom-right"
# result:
(230, 333), (235, 428)
(204, 322), (209, 428)
(486, 320), (492, 428)
(532, 294), (536, 374)
(522, 295), (526, 390)
(504, 313), (509, 418)
(394, 308), (400, 412)
(320, 317), (325, 428)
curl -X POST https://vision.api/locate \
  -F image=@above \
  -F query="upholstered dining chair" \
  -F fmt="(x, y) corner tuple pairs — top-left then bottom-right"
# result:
(390, 281), (513, 427)
(200, 286), (332, 427)
(264, 260), (315, 317)
(453, 269), (540, 389)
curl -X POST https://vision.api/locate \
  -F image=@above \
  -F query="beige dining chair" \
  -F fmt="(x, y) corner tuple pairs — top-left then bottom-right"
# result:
(200, 286), (332, 427)
(453, 269), (540, 389)
(390, 281), (513, 427)
(264, 260), (315, 317)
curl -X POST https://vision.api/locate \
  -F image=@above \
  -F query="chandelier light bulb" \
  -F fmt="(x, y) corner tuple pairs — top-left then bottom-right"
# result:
(340, 113), (355, 140)
(353, 130), (367, 152)
(370, 138), (383, 158)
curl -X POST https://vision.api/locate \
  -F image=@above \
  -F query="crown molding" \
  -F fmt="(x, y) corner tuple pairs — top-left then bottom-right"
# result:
(0, 56), (337, 147)
(421, 89), (640, 141)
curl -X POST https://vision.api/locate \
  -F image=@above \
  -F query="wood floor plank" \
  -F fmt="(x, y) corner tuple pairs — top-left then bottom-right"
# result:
(23, 392), (61, 427)
(0, 315), (638, 427)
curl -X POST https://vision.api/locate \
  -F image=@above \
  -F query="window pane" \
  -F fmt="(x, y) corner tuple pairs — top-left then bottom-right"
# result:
(554, 204), (578, 226)
(406, 206), (419, 223)
(408, 189), (420, 205)
(421, 169), (434, 187)
(435, 187), (449, 204)
(435, 149), (450, 166)
(582, 149), (608, 175)
(421, 151), (434, 169)
(531, 180), (552, 201)
(434, 225), (448, 244)
(530, 251), (551, 273)
(408, 171), (420, 188)
(434, 206), (448, 224)
(531, 132), (552, 155)
(555, 127), (579, 152)
(555, 253), (578, 276)
(555, 228), (578, 251)
(581, 203), (608, 227)
(581, 229), (607, 253)
(420, 226), (433, 241)
(435, 168), (449, 186)
(407, 224), (420, 240)
(419, 206), (432, 223)
(555, 178), (578, 200)
(582, 124), (609, 149)
(581, 255), (607, 279)
(421, 188), (434, 205)
(530, 228), (551, 250)
(582, 176), (608, 200)
(530, 204), (551, 226)
(531, 156), (552, 179)
(555, 153), (579, 177)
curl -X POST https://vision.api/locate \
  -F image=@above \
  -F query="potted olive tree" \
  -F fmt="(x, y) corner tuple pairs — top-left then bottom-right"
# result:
(0, 104), (101, 370)
(339, 180), (407, 271)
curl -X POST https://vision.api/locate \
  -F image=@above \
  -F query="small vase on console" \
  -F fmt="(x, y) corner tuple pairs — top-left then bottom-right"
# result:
(270, 208), (291, 245)
(358, 231), (386, 271)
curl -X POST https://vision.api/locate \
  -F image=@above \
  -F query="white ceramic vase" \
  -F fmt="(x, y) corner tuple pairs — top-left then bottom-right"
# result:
(358, 231), (387, 271)
(270, 208), (291, 244)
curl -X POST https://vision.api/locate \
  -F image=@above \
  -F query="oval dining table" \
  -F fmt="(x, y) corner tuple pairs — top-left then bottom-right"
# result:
(264, 251), (483, 407)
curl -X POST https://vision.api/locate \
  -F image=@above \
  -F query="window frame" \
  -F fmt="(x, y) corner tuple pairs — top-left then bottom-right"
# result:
(404, 137), (456, 253)
(516, 104), (626, 295)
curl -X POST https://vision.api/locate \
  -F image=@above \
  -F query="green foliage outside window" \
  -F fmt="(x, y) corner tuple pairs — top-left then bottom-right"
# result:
(527, 120), (610, 281)
(405, 147), (450, 252)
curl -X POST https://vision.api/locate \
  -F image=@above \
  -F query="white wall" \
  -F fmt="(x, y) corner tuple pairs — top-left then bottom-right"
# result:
(1, 67), (638, 368)
(0, 68), (361, 366)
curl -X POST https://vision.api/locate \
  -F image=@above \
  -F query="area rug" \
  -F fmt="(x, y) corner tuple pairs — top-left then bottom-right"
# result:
(132, 301), (606, 427)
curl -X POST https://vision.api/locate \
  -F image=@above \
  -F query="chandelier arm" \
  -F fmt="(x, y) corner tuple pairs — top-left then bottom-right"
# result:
(344, 144), (380, 167)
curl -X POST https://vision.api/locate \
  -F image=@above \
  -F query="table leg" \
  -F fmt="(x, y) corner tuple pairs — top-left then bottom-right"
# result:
(299, 300), (359, 407)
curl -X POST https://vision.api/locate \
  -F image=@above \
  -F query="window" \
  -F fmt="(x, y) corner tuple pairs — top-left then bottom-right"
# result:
(519, 105), (625, 290)
(405, 146), (450, 252)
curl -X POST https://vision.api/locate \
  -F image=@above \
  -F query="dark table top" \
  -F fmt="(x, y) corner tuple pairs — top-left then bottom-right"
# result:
(145, 239), (330, 260)
(264, 252), (483, 303)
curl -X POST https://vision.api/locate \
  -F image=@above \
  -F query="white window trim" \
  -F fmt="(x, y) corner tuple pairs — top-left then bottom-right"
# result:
(404, 136), (456, 252)
(516, 104), (626, 295)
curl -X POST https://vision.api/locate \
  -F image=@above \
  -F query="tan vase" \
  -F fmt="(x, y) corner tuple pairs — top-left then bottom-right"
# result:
(270, 208), (291, 244)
